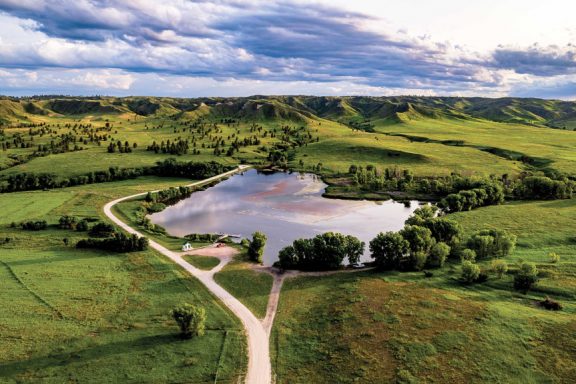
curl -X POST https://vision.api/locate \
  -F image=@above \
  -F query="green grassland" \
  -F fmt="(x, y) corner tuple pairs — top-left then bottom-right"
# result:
(272, 199), (576, 383)
(0, 178), (246, 383)
(184, 255), (221, 270)
(214, 252), (274, 319)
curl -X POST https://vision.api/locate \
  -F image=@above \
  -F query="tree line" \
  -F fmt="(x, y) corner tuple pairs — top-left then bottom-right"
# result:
(0, 159), (233, 192)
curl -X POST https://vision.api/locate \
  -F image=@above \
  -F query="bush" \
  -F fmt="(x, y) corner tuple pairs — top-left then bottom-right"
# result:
(491, 259), (508, 279)
(76, 219), (89, 232)
(467, 229), (516, 259)
(514, 262), (538, 292)
(21, 220), (47, 230)
(461, 261), (480, 284)
(460, 248), (477, 262)
(428, 242), (450, 268)
(89, 222), (116, 238)
(58, 215), (77, 229)
(76, 232), (148, 252)
(548, 252), (560, 263)
(538, 297), (563, 311)
(170, 303), (206, 339)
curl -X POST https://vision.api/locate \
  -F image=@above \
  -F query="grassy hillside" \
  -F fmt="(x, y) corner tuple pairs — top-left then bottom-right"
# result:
(1, 95), (575, 183)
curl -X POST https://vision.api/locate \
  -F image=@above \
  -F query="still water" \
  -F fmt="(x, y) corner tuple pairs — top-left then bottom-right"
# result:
(149, 169), (422, 265)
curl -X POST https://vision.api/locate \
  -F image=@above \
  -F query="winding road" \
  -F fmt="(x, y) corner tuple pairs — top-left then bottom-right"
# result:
(102, 165), (272, 384)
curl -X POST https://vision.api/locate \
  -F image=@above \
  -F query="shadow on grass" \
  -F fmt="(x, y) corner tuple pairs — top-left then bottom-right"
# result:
(0, 333), (177, 378)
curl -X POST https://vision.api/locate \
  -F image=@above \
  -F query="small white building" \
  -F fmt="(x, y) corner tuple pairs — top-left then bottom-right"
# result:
(182, 242), (193, 251)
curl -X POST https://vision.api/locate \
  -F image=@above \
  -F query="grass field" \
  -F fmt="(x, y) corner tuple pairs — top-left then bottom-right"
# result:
(184, 254), (221, 270)
(214, 252), (274, 319)
(0, 178), (247, 383)
(272, 199), (576, 383)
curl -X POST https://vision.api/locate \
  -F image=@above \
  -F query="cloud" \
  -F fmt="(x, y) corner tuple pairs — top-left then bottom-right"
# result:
(0, 0), (573, 97)
(492, 44), (576, 76)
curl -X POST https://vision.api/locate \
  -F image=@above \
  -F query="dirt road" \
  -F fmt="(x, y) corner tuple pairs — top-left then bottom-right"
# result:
(102, 166), (271, 384)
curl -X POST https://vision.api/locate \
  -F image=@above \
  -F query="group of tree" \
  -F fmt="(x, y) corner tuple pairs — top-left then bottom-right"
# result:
(440, 183), (505, 212)
(345, 165), (574, 210)
(20, 220), (48, 230)
(370, 206), (462, 271)
(76, 231), (148, 253)
(1, 159), (233, 193)
(145, 185), (196, 206)
(278, 232), (364, 270)
(107, 140), (136, 153)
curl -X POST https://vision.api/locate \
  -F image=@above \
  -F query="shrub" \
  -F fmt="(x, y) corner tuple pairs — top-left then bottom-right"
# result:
(548, 252), (560, 263)
(170, 303), (206, 339)
(21, 220), (47, 230)
(76, 219), (89, 232)
(76, 232), (148, 252)
(538, 297), (563, 311)
(491, 259), (508, 279)
(89, 222), (116, 238)
(58, 215), (77, 229)
(461, 261), (480, 284)
(514, 262), (538, 292)
(467, 229), (516, 259)
(428, 242), (450, 268)
(460, 248), (477, 262)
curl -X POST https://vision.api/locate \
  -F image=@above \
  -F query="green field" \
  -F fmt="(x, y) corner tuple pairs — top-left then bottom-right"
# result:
(214, 252), (274, 319)
(184, 255), (222, 270)
(0, 178), (246, 383)
(271, 198), (576, 383)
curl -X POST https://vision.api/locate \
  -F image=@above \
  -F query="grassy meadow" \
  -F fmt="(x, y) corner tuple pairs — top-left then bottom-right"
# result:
(0, 178), (247, 383)
(271, 198), (576, 383)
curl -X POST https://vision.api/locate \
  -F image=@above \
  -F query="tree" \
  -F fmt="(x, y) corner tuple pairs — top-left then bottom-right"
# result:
(467, 229), (516, 259)
(399, 225), (435, 270)
(461, 261), (481, 284)
(405, 205), (438, 226)
(467, 235), (494, 259)
(170, 303), (206, 339)
(514, 262), (538, 292)
(369, 232), (408, 270)
(491, 259), (508, 279)
(460, 248), (477, 262)
(428, 242), (450, 268)
(344, 235), (365, 265)
(248, 231), (267, 263)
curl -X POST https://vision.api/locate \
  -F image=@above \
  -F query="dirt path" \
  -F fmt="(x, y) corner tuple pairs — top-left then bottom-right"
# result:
(103, 166), (272, 384)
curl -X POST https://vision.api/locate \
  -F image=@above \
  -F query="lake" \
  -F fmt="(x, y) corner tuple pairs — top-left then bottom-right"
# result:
(149, 169), (422, 265)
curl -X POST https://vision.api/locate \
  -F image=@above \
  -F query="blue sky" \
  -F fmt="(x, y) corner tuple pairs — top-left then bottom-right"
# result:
(0, 0), (575, 98)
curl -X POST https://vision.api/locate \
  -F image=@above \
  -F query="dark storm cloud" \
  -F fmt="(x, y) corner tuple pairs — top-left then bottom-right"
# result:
(492, 45), (576, 76)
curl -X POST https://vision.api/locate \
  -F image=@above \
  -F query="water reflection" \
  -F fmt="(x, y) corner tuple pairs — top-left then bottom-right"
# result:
(149, 169), (421, 265)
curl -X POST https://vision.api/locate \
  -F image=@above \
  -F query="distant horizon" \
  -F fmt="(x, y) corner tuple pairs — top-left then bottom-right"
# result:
(0, 93), (574, 102)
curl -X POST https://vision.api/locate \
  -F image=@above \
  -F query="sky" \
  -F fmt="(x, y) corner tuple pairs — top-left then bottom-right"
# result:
(0, 0), (575, 98)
